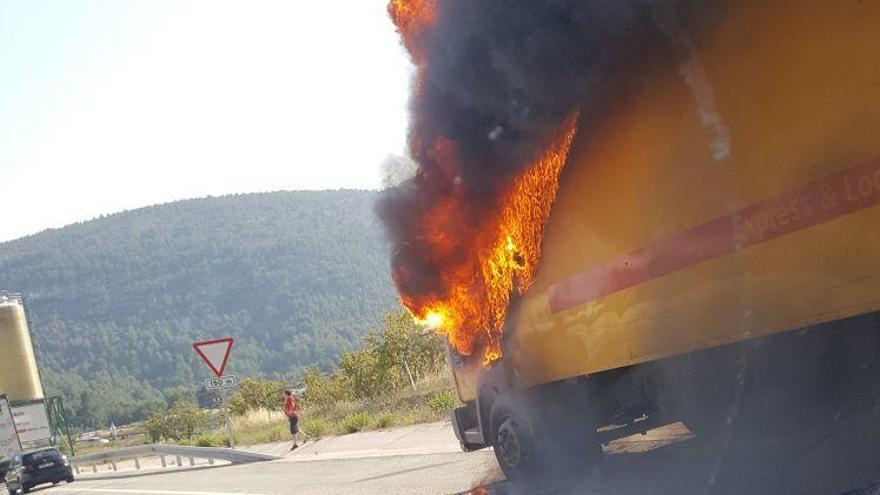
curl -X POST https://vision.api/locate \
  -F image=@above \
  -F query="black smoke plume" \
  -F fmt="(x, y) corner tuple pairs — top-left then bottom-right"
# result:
(378, 0), (722, 315)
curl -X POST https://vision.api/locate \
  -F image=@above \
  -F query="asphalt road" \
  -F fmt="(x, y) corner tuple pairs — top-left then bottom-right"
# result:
(4, 408), (878, 495)
(7, 451), (498, 495)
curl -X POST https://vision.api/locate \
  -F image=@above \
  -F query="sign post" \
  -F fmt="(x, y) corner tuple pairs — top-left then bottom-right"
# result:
(192, 338), (235, 449)
(218, 388), (234, 450)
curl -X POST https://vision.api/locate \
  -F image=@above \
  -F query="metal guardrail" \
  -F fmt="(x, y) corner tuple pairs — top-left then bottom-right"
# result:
(70, 444), (278, 474)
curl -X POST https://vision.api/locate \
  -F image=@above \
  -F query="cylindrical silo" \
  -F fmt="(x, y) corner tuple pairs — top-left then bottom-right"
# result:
(0, 293), (44, 401)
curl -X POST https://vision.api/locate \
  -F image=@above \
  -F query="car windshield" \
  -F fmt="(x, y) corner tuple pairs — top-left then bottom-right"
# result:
(0, 2), (877, 495)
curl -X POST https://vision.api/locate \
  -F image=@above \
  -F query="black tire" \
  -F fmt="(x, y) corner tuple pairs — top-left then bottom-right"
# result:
(21, 484), (30, 494)
(489, 389), (604, 483)
(490, 395), (542, 482)
(66, 475), (75, 483)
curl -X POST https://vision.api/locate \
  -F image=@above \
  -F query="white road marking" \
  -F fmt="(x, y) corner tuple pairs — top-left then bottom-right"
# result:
(49, 488), (279, 495)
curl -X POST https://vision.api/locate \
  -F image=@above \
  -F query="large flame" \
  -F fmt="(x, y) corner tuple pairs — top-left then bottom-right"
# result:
(388, 0), (580, 364)
(387, 0), (436, 65)
(407, 114), (579, 364)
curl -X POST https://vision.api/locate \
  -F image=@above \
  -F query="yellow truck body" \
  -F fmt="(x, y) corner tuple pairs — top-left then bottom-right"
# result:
(453, 0), (880, 402)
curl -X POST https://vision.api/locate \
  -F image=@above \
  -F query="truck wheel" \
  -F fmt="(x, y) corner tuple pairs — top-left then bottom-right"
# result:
(490, 386), (604, 483)
(490, 396), (541, 482)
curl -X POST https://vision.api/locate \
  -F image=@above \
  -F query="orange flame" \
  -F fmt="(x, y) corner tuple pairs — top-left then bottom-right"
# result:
(388, 0), (579, 364)
(387, 0), (436, 65)
(407, 113), (579, 364)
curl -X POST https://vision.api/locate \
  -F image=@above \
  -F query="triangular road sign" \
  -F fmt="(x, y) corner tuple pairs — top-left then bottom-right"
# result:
(192, 338), (234, 377)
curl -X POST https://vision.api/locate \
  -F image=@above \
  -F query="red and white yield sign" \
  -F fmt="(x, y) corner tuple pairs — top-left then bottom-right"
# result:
(192, 337), (234, 377)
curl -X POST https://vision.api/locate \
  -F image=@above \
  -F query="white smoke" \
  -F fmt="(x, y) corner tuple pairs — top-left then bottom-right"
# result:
(653, 6), (732, 162)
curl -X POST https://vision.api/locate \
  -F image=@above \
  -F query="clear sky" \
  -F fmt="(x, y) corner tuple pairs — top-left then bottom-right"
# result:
(0, 0), (413, 242)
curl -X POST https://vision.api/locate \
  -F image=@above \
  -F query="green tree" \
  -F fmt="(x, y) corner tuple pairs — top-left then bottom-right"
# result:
(0, 190), (399, 427)
(164, 386), (197, 406)
(371, 310), (446, 389)
(145, 401), (211, 442)
(339, 349), (386, 399)
(228, 378), (287, 415)
(301, 368), (352, 407)
(305, 308), (448, 404)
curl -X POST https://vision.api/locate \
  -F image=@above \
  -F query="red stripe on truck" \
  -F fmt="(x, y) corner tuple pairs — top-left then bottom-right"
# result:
(548, 158), (880, 314)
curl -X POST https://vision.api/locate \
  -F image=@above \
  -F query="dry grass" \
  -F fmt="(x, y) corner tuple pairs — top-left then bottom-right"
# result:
(228, 409), (289, 445)
(303, 371), (458, 436)
(224, 370), (460, 446)
(86, 373), (462, 450)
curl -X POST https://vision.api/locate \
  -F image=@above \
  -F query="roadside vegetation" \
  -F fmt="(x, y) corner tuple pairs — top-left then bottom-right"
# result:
(126, 309), (459, 447)
(4, 190), (398, 429)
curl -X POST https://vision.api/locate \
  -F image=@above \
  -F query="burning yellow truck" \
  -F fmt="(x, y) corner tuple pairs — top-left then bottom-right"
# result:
(437, 0), (880, 479)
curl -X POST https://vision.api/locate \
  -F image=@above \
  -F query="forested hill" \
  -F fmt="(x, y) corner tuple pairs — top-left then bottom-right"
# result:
(0, 190), (398, 427)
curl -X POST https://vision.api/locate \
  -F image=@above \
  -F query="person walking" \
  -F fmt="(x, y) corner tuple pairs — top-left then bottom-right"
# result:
(284, 390), (300, 451)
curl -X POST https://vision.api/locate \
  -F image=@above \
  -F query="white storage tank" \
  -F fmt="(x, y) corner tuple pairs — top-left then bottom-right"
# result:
(0, 293), (44, 401)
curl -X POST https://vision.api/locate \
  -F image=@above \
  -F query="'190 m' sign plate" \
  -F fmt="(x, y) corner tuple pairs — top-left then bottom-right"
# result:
(205, 375), (238, 390)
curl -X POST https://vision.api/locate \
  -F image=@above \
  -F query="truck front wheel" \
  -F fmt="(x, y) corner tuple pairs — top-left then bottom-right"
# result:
(490, 396), (541, 482)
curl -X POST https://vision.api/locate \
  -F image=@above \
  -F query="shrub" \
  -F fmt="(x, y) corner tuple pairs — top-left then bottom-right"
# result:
(302, 369), (353, 407)
(374, 412), (394, 429)
(339, 350), (387, 400)
(303, 308), (448, 405)
(301, 418), (331, 438)
(145, 401), (211, 442)
(229, 378), (287, 416)
(342, 412), (371, 433)
(427, 391), (457, 415)
(194, 432), (225, 447)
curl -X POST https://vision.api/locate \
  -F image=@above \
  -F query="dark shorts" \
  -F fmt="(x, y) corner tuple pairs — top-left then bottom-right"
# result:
(288, 416), (299, 434)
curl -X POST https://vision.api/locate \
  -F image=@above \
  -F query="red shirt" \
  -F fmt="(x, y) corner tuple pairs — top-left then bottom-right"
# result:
(284, 395), (298, 418)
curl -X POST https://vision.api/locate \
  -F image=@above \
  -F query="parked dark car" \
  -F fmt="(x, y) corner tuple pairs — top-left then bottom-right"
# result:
(4, 447), (74, 494)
